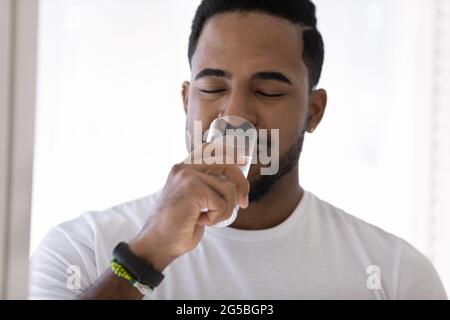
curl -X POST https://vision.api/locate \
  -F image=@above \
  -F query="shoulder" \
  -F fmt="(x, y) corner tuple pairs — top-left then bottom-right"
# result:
(395, 239), (447, 299)
(29, 191), (161, 299)
(307, 191), (447, 299)
(55, 191), (160, 252)
(307, 191), (403, 252)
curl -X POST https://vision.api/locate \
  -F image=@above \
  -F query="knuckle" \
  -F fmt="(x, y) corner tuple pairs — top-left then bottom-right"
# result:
(170, 163), (183, 175)
(182, 176), (198, 189)
(228, 163), (241, 175)
(173, 169), (199, 190)
(177, 167), (193, 180)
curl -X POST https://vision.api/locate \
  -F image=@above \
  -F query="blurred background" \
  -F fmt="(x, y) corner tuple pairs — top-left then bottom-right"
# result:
(29, 0), (450, 293)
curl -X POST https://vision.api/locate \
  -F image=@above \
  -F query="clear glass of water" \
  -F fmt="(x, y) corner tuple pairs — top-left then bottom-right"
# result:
(204, 115), (257, 228)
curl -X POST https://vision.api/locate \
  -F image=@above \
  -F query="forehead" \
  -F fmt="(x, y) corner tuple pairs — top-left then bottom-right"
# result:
(191, 12), (306, 78)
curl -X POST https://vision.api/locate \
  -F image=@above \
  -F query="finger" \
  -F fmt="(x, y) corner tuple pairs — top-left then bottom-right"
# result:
(184, 141), (247, 166)
(195, 171), (239, 222)
(205, 164), (249, 209)
(179, 142), (250, 208)
(188, 164), (248, 209)
(190, 177), (229, 226)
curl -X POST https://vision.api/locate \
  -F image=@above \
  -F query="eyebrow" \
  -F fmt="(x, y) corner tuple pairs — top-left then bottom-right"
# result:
(251, 71), (292, 85)
(195, 68), (231, 80)
(194, 68), (292, 85)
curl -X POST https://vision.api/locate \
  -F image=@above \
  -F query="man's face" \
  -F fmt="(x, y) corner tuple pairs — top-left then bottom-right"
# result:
(182, 12), (326, 201)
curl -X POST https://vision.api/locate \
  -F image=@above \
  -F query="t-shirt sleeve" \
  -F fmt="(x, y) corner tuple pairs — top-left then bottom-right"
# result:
(28, 217), (98, 300)
(396, 240), (447, 300)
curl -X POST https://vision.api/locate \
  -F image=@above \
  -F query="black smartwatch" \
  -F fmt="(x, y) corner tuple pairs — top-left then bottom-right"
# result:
(112, 242), (165, 289)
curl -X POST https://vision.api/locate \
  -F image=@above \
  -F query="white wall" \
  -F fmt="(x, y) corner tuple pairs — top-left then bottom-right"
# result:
(304, 0), (431, 255)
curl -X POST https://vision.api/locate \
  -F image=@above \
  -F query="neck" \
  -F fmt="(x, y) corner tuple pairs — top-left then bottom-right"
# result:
(230, 164), (303, 230)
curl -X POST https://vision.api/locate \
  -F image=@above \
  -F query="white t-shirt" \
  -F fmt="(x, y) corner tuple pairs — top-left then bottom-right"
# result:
(29, 189), (447, 300)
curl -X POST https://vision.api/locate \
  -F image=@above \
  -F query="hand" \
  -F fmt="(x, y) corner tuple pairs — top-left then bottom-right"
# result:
(129, 143), (250, 272)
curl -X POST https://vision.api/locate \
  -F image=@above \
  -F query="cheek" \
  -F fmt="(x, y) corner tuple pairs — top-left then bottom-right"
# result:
(185, 106), (221, 148)
(258, 106), (305, 153)
(187, 93), (221, 122)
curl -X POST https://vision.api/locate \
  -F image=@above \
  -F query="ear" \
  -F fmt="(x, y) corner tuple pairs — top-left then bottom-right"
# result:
(306, 89), (327, 133)
(181, 81), (190, 115)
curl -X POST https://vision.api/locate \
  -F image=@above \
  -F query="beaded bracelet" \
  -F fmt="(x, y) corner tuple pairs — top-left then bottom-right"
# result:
(110, 258), (153, 295)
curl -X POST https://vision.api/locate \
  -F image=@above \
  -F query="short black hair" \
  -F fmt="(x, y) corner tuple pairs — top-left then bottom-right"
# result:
(188, 0), (325, 90)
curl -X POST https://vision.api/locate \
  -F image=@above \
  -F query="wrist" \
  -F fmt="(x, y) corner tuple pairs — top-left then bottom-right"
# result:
(129, 236), (176, 273)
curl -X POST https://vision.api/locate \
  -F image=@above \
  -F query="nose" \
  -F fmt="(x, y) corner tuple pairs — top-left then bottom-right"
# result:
(220, 89), (258, 126)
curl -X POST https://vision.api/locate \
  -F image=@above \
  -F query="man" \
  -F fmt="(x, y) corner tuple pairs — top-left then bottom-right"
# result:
(29, 0), (447, 299)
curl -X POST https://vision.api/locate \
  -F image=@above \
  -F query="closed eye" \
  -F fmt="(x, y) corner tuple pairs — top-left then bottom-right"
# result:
(199, 89), (284, 98)
(256, 91), (285, 98)
(199, 89), (226, 94)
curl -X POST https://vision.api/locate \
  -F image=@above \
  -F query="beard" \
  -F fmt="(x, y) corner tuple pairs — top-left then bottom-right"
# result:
(248, 132), (305, 203)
